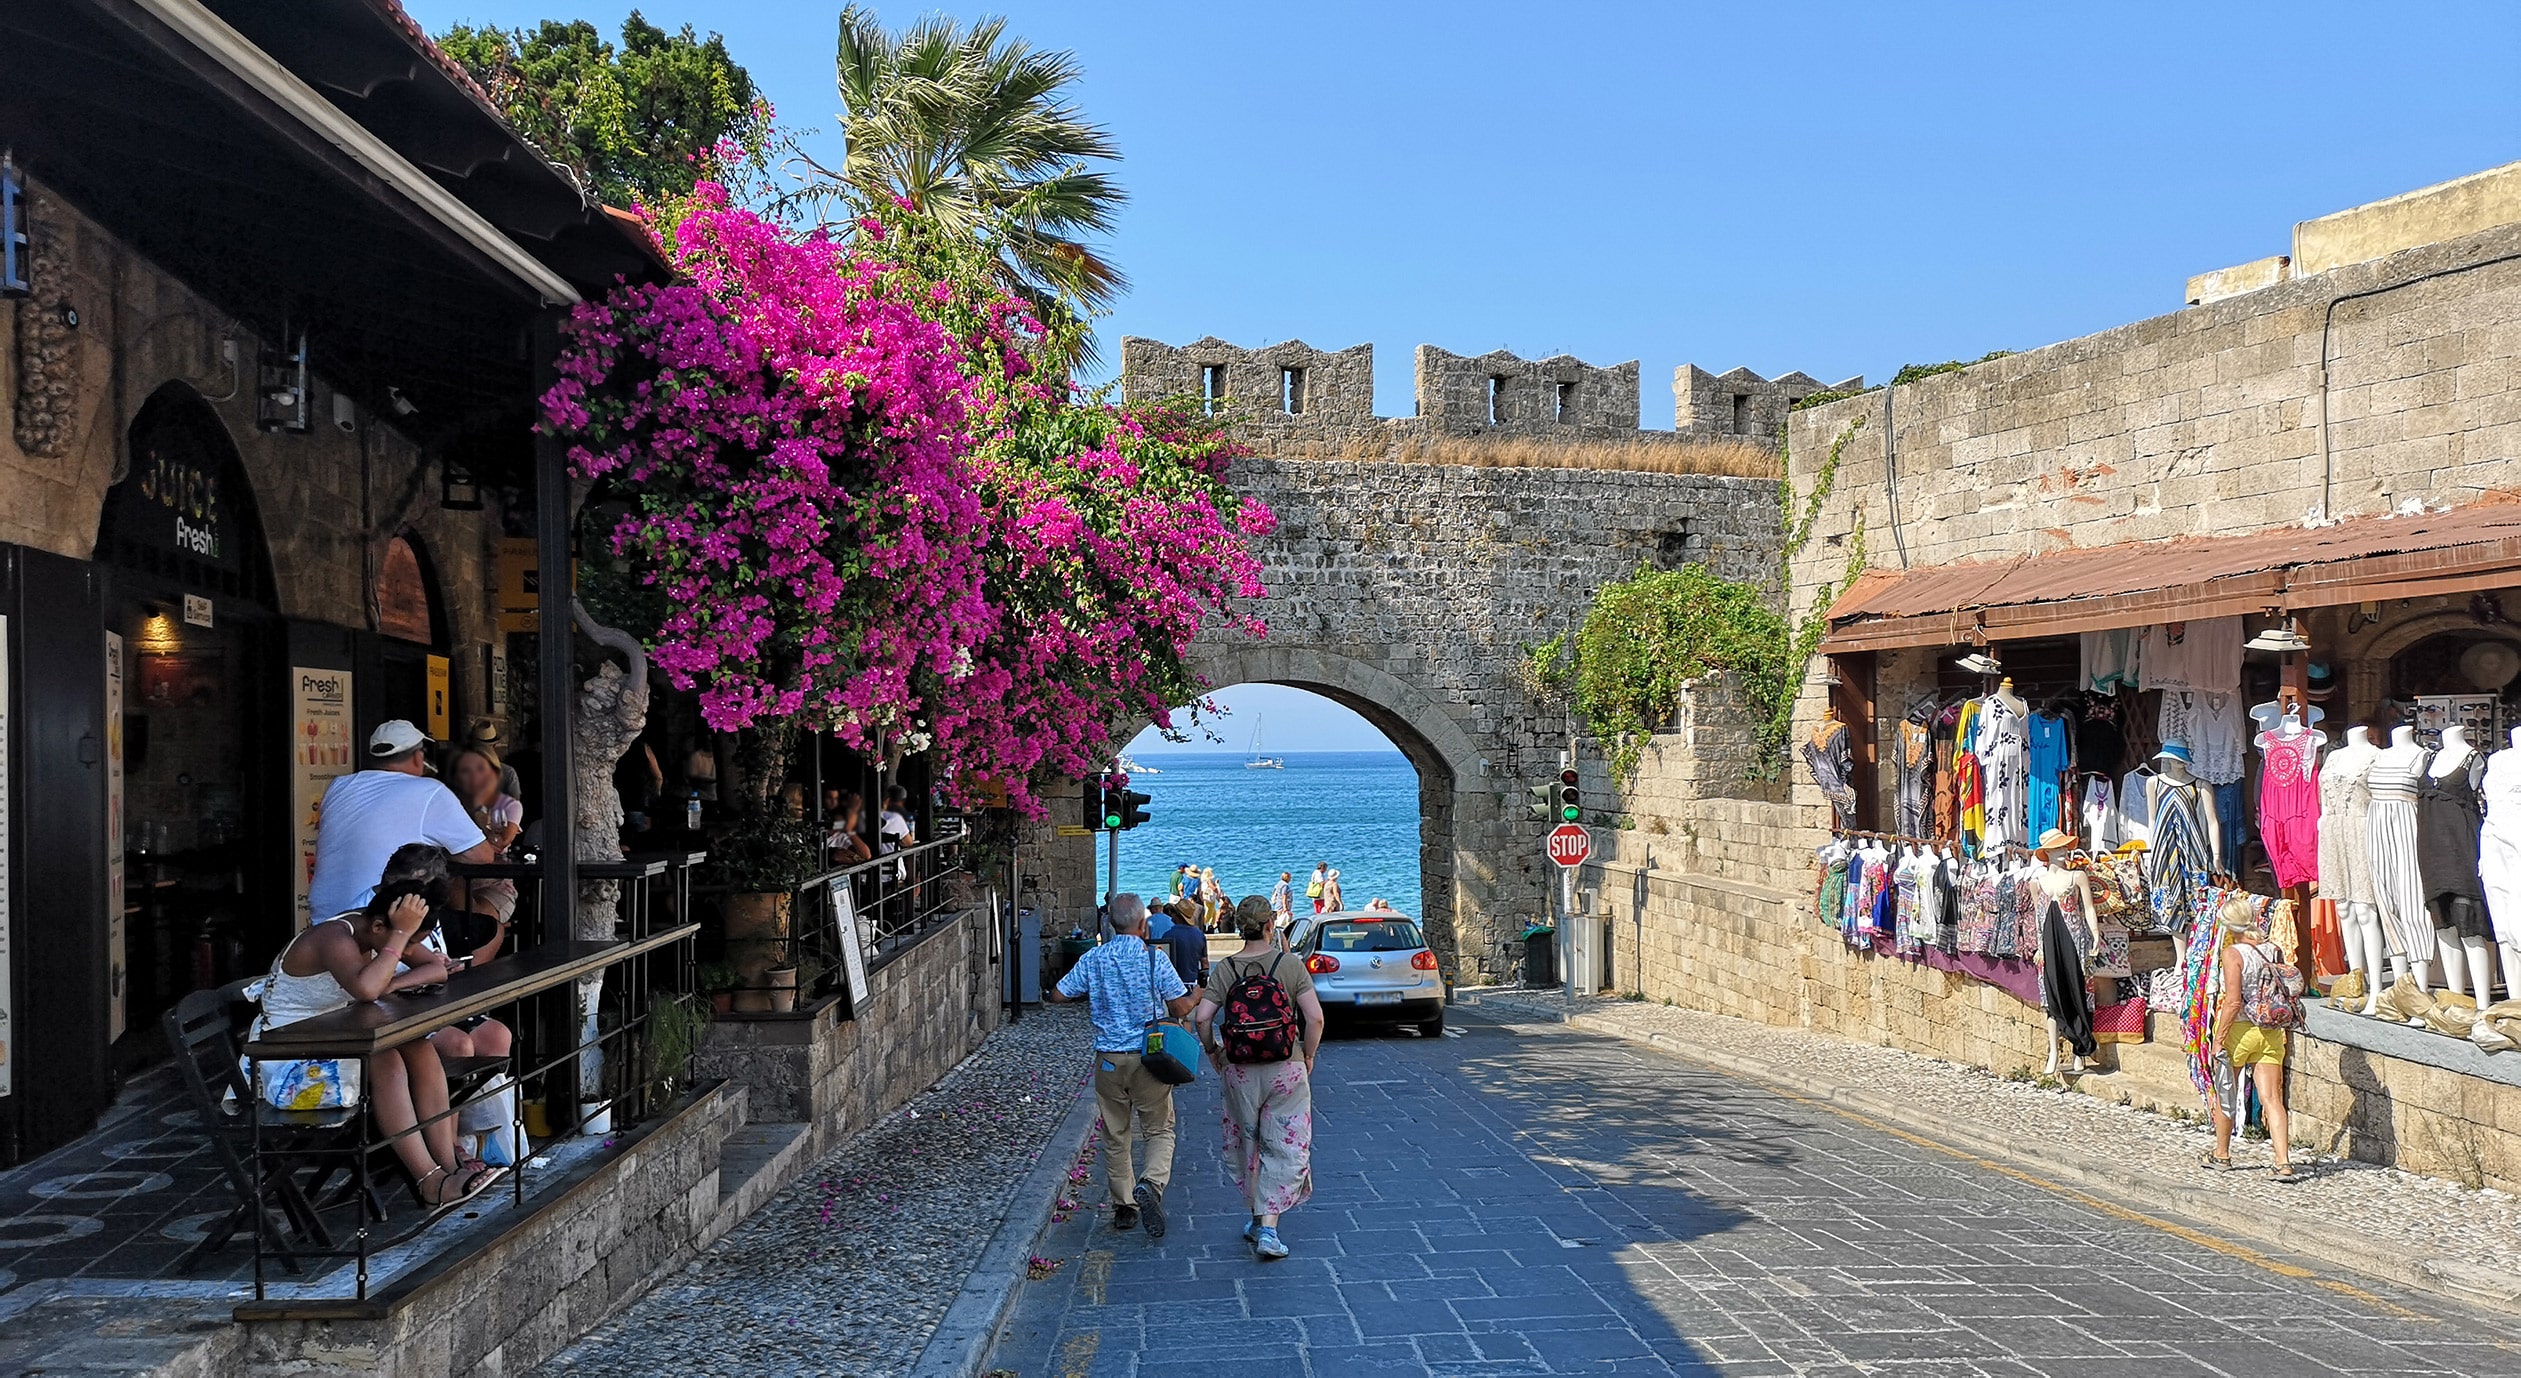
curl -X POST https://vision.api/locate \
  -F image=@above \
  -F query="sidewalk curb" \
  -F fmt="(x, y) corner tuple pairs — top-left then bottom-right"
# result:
(907, 1078), (1101, 1378)
(1471, 996), (2521, 1319)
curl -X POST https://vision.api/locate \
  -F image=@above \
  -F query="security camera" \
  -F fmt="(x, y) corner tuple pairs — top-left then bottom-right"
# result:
(331, 392), (356, 433)
(387, 385), (419, 417)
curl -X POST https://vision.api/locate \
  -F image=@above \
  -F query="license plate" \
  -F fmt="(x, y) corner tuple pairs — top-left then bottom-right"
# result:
(1354, 991), (1402, 1005)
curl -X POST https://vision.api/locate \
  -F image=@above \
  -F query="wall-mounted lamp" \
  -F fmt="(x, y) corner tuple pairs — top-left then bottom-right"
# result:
(1, 153), (28, 298)
(440, 456), (483, 511)
(258, 326), (309, 433)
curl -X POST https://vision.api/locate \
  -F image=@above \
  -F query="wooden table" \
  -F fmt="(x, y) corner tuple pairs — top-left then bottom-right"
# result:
(242, 924), (698, 1059)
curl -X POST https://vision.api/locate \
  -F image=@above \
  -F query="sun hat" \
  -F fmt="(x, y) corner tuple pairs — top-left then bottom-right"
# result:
(2155, 741), (2193, 765)
(2036, 828), (2075, 852)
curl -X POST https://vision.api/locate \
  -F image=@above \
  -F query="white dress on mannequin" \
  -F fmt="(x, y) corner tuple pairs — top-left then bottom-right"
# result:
(2367, 731), (2436, 966)
(2479, 730), (2521, 1001)
(2319, 727), (2387, 1013)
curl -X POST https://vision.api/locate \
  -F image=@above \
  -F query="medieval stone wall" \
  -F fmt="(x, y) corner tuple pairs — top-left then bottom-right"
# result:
(0, 173), (504, 726)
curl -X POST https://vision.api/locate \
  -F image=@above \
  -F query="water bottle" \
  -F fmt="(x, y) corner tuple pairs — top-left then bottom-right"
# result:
(685, 789), (702, 832)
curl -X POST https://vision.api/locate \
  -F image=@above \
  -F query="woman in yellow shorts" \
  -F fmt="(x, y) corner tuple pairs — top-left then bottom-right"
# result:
(2204, 900), (2299, 1182)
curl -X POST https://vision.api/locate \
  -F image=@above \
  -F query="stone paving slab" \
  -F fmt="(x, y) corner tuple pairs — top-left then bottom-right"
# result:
(1465, 990), (2521, 1314)
(985, 1011), (2519, 1377)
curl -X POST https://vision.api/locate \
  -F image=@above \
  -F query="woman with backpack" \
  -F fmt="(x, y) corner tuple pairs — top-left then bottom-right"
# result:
(2204, 898), (2304, 1182)
(1196, 904), (1326, 1260)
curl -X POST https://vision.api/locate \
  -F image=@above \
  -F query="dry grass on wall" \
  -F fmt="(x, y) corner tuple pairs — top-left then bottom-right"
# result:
(1266, 433), (1782, 479)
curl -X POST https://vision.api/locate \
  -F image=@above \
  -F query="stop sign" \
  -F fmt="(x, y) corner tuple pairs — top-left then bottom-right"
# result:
(1546, 823), (1592, 869)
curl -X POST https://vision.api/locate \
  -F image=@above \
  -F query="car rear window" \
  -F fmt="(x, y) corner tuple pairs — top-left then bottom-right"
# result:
(1315, 921), (1424, 953)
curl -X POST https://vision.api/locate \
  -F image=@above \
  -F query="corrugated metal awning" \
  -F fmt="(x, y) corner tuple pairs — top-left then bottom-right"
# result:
(1819, 500), (2521, 653)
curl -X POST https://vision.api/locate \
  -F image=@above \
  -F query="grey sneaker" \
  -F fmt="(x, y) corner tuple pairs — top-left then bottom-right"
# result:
(1242, 1217), (1261, 1244)
(1134, 1181), (1167, 1239)
(1253, 1226), (1289, 1260)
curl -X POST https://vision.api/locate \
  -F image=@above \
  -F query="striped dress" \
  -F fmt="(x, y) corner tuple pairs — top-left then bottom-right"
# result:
(2147, 777), (2213, 928)
(2364, 752), (2436, 962)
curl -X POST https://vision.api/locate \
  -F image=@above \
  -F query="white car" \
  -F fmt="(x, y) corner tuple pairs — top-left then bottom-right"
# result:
(1287, 910), (1444, 1036)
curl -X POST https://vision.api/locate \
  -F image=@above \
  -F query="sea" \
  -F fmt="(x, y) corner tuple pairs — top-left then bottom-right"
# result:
(1108, 750), (1423, 917)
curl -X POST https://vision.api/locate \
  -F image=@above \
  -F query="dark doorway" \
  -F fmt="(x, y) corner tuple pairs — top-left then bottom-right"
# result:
(96, 384), (286, 1074)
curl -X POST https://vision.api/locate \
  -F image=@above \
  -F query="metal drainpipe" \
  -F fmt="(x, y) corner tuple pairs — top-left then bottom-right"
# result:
(2316, 249), (2521, 519)
(1882, 381), (1910, 568)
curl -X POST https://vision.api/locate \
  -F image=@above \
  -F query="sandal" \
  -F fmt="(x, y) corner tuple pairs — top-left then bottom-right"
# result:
(410, 1165), (468, 1207)
(2199, 1152), (2235, 1171)
(2270, 1164), (2300, 1184)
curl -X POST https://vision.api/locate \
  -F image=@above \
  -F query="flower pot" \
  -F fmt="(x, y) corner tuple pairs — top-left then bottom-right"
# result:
(766, 964), (799, 1014)
(710, 990), (735, 1016)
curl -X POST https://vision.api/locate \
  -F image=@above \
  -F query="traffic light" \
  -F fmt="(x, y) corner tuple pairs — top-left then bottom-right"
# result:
(1098, 774), (1126, 831)
(1558, 768), (1581, 823)
(1083, 777), (1108, 832)
(1528, 779), (1557, 823)
(1116, 787), (1153, 830)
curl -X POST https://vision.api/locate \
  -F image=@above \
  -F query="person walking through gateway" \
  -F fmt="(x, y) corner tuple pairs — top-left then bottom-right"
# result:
(1197, 903), (1326, 1260)
(1047, 894), (1195, 1236)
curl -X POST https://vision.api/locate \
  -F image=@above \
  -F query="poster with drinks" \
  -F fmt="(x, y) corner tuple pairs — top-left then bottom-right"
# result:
(292, 667), (355, 929)
(105, 631), (125, 1043)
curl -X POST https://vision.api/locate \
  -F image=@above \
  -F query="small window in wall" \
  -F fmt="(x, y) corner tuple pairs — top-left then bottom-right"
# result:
(1201, 364), (1227, 415)
(1554, 381), (1578, 423)
(1730, 393), (1751, 435)
(1488, 376), (1507, 426)
(1281, 367), (1307, 415)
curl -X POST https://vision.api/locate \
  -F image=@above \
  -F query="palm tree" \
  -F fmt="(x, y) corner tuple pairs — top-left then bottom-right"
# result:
(830, 5), (1126, 329)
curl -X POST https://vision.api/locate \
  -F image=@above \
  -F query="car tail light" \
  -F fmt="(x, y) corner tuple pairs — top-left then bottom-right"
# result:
(1411, 950), (1440, 971)
(1305, 953), (1339, 974)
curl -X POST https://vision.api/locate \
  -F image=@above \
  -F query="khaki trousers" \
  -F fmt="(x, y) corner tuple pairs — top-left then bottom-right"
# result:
(1093, 1051), (1176, 1205)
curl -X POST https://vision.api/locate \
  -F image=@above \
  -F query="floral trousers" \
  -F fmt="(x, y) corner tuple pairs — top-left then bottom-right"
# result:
(1218, 1058), (1313, 1218)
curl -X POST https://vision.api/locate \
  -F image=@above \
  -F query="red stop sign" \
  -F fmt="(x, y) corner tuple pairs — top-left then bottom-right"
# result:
(1547, 823), (1592, 869)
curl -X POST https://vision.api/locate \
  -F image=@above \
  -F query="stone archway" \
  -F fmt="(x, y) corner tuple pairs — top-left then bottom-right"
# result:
(1160, 643), (1501, 979)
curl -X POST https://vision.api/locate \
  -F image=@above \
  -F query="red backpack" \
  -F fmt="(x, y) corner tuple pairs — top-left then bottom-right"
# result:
(1219, 953), (1302, 1064)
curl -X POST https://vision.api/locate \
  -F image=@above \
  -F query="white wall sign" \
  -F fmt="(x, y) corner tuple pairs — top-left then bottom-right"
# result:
(291, 666), (355, 929)
(105, 631), (125, 1043)
(182, 593), (212, 628)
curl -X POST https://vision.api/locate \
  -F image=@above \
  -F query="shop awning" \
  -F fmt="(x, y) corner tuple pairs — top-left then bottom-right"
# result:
(1819, 500), (2521, 653)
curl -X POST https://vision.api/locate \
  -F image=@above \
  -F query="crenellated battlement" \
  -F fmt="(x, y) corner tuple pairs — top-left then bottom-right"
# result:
(1120, 335), (1853, 455)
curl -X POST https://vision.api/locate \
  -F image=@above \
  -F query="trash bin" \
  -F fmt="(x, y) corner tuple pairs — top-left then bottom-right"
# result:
(1523, 926), (1557, 989)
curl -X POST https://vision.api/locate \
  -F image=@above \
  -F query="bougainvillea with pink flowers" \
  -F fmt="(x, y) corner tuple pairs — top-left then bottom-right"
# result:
(542, 181), (1270, 814)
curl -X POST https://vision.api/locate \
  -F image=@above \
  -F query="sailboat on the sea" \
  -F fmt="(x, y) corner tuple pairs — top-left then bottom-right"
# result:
(1244, 716), (1285, 770)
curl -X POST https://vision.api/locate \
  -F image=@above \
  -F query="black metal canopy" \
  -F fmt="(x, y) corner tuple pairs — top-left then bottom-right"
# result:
(0, 0), (668, 445)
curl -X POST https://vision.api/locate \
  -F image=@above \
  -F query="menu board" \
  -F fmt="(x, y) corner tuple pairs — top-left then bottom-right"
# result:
(291, 666), (355, 929)
(105, 631), (125, 1042)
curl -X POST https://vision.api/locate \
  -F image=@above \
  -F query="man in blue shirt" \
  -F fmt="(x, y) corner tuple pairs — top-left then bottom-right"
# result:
(1048, 894), (1194, 1237)
(1145, 900), (1208, 990)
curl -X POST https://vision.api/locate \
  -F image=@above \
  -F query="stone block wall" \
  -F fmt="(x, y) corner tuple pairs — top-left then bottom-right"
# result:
(1673, 365), (1864, 449)
(691, 905), (1002, 1157)
(1412, 345), (1641, 434)
(1118, 336), (1381, 444)
(241, 1081), (752, 1378)
(0, 172), (504, 727)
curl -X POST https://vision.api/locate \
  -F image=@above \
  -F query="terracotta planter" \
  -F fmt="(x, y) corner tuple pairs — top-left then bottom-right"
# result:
(709, 990), (735, 1016)
(722, 890), (792, 1011)
(766, 964), (799, 1014)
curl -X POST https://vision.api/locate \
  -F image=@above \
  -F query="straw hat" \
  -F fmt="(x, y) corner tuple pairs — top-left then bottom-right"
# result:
(2035, 828), (2075, 853)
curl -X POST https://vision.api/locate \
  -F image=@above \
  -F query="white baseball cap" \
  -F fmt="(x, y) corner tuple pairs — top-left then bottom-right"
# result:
(369, 719), (432, 760)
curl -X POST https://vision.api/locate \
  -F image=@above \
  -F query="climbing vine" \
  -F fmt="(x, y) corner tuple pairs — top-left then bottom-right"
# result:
(1529, 417), (1868, 785)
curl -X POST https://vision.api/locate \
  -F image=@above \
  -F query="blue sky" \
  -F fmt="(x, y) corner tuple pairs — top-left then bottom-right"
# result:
(410, 0), (2521, 749)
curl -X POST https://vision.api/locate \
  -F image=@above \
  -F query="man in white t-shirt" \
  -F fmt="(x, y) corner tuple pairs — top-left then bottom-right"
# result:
(307, 721), (496, 920)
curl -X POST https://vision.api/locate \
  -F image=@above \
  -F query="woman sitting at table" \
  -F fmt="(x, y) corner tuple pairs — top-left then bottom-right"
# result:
(258, 873), (493, 1205)
(369, 842), (515, 1067)
(446, 743), (523, 964)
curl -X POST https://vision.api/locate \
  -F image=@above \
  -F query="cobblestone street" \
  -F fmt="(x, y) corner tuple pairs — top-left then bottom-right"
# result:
(987, 1008), (2518, 1378)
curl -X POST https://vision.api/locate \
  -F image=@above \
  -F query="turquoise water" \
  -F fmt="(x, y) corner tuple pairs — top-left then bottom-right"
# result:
(1107, 751), (1422, 916)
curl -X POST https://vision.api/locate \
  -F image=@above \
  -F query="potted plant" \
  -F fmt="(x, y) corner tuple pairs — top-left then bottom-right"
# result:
(646, 991), (711, 1105)
(696, 961), (741, 1016)
(707, 819), (819, 1012)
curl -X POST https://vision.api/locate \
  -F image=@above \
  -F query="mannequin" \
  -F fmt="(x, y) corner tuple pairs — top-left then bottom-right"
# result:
(2480, 728), (2521, 1006)
(1805, 709), (1857, 824)
(2319, 725), (2388, 1015)
(2253, 703), (2326, 926)
(2420, 725), (2495, 1012)
(1976, 679), (2032, 849)
(2147, 743), (2220, 965)
(2367, 725), (2434, 1003)
(2034, 834), (2098, 1076)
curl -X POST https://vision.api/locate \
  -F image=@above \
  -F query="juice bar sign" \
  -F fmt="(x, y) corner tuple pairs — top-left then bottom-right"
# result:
(113, 442), (236, 571)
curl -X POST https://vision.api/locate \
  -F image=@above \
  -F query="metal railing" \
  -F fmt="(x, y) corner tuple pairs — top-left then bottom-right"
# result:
(703, 828), (972, 1015)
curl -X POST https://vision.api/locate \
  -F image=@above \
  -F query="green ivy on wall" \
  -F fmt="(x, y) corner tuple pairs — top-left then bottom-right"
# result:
(1530, 417), (1869, 785)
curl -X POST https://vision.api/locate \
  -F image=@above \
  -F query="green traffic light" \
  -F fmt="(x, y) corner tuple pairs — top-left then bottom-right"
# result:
(1561, 805), (1581, 822)
(1104, 814), (1122, 828)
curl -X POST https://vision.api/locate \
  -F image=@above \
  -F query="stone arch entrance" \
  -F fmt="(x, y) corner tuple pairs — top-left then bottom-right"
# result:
(1163, 644), (1498, 977)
